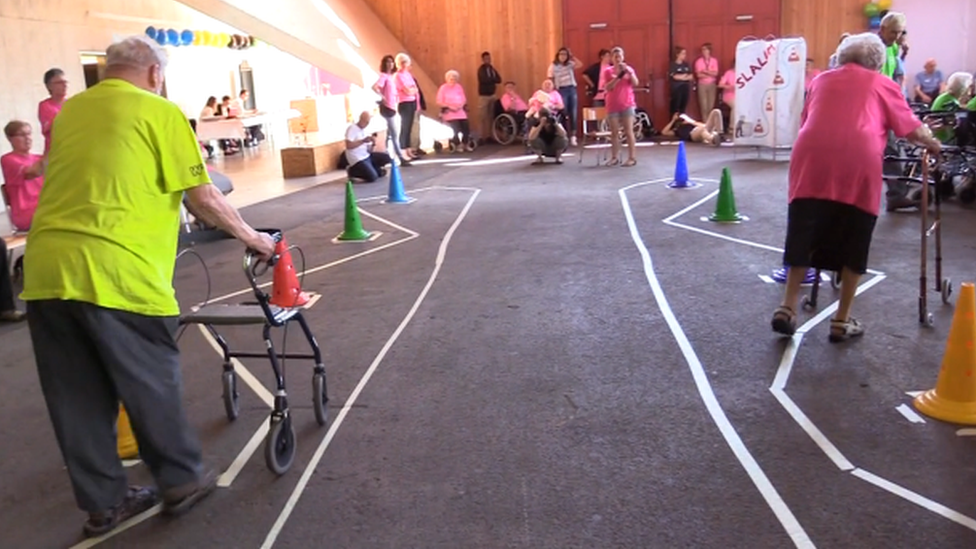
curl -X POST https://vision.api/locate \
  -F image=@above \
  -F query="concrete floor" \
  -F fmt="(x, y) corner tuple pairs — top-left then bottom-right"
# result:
(1, 143), (976, 549)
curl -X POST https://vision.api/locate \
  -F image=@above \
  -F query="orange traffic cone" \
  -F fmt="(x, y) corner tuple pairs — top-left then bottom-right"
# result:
(117, 404), (139, 459)
(914, 282), (976, 424)
(269, 236), (310, 308)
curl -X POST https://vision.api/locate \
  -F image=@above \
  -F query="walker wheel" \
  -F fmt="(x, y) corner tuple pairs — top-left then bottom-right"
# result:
(942, 278), (952, 304)
(264, 414), (296, 475)
(465, 140), (477, 152)
(448, 142), (459, 153)
(312, 371), (328, 426)
(801, 295), (815, 311)
(926, 313), (935, 327)
(830, 272), (841, 289)
(222, 369), (239, 421)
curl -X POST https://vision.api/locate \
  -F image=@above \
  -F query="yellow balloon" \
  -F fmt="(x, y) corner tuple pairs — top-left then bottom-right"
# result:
(192, 32), (202, 46)
(877, 0), (892, 9)
(220, 33), (230, 47)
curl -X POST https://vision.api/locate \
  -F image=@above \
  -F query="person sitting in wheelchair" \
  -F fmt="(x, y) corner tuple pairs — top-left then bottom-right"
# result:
(927, 72), (972, 143)
(499, 81), (528, 125)
(436, 69), (473, 150)
(527, 108), (568, 164)
(526, 79), (564, 121)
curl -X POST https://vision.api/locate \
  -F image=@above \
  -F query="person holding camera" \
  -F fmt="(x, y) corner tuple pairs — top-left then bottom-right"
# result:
(344, 111), (392, 182)
(603, 46), (639, 167)
(528, 107), (567, 164)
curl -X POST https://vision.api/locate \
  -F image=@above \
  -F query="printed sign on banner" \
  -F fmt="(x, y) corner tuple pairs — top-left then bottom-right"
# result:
(733, 38), (806, 149)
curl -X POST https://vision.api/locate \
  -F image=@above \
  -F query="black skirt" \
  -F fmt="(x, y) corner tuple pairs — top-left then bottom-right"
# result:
(782, 198), (878, 275)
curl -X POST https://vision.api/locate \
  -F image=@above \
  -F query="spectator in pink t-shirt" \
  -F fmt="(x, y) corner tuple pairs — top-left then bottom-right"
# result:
(1, 120), (46, 232)
(394, 53), (420, 153)
(372, 55), (412, 164)
(602, 46), (639, 167)
(436, 70), (471, 148)
(717, 60), (736, 135)
(500, 82), (528, 114)
(770, 33), (941, 342)
(38, 68), (68, 156)
(694, 44), (719, 120)
(527, 80), (564, 118)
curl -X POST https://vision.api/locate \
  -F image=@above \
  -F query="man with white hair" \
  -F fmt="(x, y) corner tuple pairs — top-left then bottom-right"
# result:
(876, 11), (916, 211)
(20, 35), (275, 537)
(929, 72), (973, 142)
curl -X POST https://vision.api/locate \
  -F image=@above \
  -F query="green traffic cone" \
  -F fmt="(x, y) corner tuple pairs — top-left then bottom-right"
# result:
(708, 168), (745, 223)
(336, 180), (372, 241)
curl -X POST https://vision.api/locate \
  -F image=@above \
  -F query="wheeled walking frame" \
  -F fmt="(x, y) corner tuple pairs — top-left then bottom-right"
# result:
(177, 230), (328, 475)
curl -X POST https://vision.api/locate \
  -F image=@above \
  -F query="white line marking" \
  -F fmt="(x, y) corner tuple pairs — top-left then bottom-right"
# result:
(260, 189), (482, 549)
(619, 185), (815, 548)
(331, 230), (383, 244)
(218, 419), (271, 487)
(956, 428), (976, 436)
(666, 220), (785, 253)
(851, 468), (976, 531)
(356, 186), (436, 203)
(68, 505), (162, 549)
(895, 404), (927, 424)
(906, 391), (923, 398)
(759, 274), (776, 284)
(660, 187), (720, 223)
(770, 385), (854, 471)
(122, 459), (141, 468)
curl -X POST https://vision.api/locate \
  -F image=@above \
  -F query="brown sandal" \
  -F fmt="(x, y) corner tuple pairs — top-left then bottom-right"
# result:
(771, 306), (797, 336)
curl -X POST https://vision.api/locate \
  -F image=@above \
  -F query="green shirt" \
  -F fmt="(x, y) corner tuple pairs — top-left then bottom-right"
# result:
(929, 93), (960, 142)
(968, 96), (976, 111)
(881, 43), (900, 79)
(21, 79), (211, 316)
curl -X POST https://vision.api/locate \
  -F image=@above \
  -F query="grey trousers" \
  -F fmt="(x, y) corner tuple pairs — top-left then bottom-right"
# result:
(26, 299), (203, 513)
(884, 130), (908, 199)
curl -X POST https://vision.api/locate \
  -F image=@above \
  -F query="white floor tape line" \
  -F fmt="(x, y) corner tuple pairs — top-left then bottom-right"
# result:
(620, 181), (815, 548)
(259, 188), (481, 549)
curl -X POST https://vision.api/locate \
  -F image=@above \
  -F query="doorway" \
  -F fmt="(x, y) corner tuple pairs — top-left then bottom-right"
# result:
(78, 52), (169, 97)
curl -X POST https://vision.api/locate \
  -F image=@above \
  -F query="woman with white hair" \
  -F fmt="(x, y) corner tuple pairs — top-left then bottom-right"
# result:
(394, 53), (420, 153)
(771, 33), (941, 342)
(436, 69), (471, 149)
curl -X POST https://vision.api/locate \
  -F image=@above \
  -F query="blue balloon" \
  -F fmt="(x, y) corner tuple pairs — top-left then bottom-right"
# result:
(166, 29), (179, 45)
(155, 32), (168, 45)
(145, 26), (157, 39)
(180, 30), (194, 46)
(869, 15), (881, 28)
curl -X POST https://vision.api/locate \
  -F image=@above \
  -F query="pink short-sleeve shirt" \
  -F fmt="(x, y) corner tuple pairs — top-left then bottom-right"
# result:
(603, 64), (636, 113)
(437, 83), (468, 121)
(395, 71), (418, 104)
(375, 74), (399, 110)
(719, 69), (736, 105)
(38, 98), (63, 154)
(501, 92), (528, 112)
(695, 57), (719, 85)
(789, 64), (922, 216)
(1, 152), (45, 231)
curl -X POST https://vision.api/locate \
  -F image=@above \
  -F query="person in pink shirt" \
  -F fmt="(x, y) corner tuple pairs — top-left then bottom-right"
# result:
(694, 44), (719, 120)
(527, 79), (564, 118)
(372, 55), (412, 164)
(1, 120), (46, 232)
(603, 46), (639, 167)
(500, 82), (528, 114)
(770, 33), (941, 342)
(804, 58), (822, 96)
(717, 59), (736, 136)
(436, 70), (471, 149)
(38, 68), (68, 155)
(394, 53), (420, 154)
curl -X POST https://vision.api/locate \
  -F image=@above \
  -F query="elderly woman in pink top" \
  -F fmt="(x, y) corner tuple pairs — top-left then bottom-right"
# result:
(394, 53), (420, 153)
(526, 79), (564, 119)
(373, 55), (412, 164)
(603, 46), (639, 167)
(1, 120), (46, 232)
(771, 33), (941, 342)
(436, 70), (471, 148)
(38, 68), (68, 155)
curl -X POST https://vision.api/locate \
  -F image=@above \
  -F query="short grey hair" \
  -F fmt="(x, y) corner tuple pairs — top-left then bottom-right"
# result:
(945, 71), (973, 98)
(106, 35), (168, 72)
(835, 33), (886, 71)
(395, 53), (411, 67)
(445, 69), (459, 82)
(880, 11), (907, 31)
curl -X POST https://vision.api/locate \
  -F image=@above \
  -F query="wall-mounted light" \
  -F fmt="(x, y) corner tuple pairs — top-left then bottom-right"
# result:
(735, 15), (754, 21)
(589, 23), (608, 29)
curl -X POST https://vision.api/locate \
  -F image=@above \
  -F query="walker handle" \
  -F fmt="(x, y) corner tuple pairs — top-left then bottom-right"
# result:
(244, 229), (283, 279)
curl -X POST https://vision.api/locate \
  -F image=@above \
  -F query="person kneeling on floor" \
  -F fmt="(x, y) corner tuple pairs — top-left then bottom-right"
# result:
(770, 32), (941, 343)
(344, 111), (391, 183)
(528, 108), (567, 164)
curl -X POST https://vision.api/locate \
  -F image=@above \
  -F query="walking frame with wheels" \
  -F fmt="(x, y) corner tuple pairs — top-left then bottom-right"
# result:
(176, 229), (328, 475)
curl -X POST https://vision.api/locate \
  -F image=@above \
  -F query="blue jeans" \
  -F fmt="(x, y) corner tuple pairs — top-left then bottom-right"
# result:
(558, 86), (578, 136)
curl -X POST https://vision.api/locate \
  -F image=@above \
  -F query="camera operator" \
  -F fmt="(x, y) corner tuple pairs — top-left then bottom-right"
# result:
(344, 111), (391, 182)
(528, 107), (567, 164)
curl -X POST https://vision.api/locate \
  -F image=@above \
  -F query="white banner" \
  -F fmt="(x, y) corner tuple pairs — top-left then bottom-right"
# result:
(733, 37), (806, 148)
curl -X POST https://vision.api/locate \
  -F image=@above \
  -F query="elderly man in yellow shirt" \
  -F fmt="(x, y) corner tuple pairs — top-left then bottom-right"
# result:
(20, 35), (275, 537)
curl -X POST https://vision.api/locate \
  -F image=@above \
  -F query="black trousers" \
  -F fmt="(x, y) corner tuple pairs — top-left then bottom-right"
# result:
(26, 299), (204, 513)
(397, 101), (417, 151)
(670, 84), (691, 115)
(348, 152), (392, 182)
(0, 239), (14, 312)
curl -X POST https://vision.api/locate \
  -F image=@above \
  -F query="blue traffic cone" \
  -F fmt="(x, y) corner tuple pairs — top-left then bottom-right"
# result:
(668, 142), (698, 189)
(384, 161), (415, 204)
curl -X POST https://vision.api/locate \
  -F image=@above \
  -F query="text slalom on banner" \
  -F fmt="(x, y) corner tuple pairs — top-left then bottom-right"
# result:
(732, 37), (806, 149)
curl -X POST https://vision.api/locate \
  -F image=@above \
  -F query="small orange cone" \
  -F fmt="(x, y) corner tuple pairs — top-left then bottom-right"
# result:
(914, 282), (976, 424)
(117, 404), (139, 459)
(269, 236), (310, 308)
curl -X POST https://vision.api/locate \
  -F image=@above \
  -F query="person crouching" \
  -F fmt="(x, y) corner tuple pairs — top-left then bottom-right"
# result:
(528, 108), (567, 164)
(770, 32), (941, 342)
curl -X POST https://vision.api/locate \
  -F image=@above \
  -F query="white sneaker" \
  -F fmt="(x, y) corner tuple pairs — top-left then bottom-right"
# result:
(570, 136), (578, 147)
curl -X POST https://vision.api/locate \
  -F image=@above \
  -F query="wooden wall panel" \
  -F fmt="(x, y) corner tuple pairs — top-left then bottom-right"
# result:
(781, 0), (868, 69)
(363, 0), (562, 138)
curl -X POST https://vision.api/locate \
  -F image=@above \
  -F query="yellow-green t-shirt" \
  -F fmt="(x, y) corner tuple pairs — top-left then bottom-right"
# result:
(930, 92), (960, 142)
(21, 78), (211, 316)
(968, 96), (976, 111)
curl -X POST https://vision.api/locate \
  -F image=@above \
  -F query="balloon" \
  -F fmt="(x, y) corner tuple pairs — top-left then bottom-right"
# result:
(869, 15), (882, 28)
(200, 31), (211, 46)
(155, 32), (168, 46)
(192, 32), (202, 46)
(864, 2), (880, 17)
(249, 36), (257, 47)
(166, 29), (179, 45)
(877, 0), (892, 9)
(145, 26), (157, 39)
(180, 30), (194, 46)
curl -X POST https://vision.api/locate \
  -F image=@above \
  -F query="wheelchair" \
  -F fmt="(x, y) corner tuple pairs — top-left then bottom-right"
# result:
(598, 107), (653, 141)
(432, 107), (477, 153)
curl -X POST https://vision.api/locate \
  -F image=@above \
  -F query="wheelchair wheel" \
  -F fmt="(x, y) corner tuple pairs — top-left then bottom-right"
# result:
(800, 294), (815, 311)
(465, 138), (477, 152)
(492, 114), (517, 146)
(265, 414), (296, 475)
(222, 368), (239, 421)
(942, 278), (953, 304)
(312, 371), (328, 426)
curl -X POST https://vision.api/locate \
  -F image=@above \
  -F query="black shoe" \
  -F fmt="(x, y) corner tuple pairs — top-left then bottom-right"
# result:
(162, 470), (218, 517)
(83, 485), (160, 538)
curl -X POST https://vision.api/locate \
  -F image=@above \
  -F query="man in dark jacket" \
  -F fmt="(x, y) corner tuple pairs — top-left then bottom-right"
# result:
(477, 51), (501, 143)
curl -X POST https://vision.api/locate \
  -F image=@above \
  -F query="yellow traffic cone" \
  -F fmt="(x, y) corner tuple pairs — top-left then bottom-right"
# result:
(117, 404), (139, 459)
(914, 282), (976, 424)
